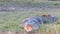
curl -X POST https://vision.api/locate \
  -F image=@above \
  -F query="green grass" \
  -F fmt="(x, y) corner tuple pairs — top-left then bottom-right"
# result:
(0, 2), (60, 33)
(0, 10), (60, 31)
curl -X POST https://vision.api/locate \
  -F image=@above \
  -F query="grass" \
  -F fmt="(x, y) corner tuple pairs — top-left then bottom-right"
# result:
(0, 10), (60, 31)
(0, 2), (60, 34)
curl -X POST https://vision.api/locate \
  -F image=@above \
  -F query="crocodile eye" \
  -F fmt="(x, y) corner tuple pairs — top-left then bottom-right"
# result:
(23, 20), (28, 23)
